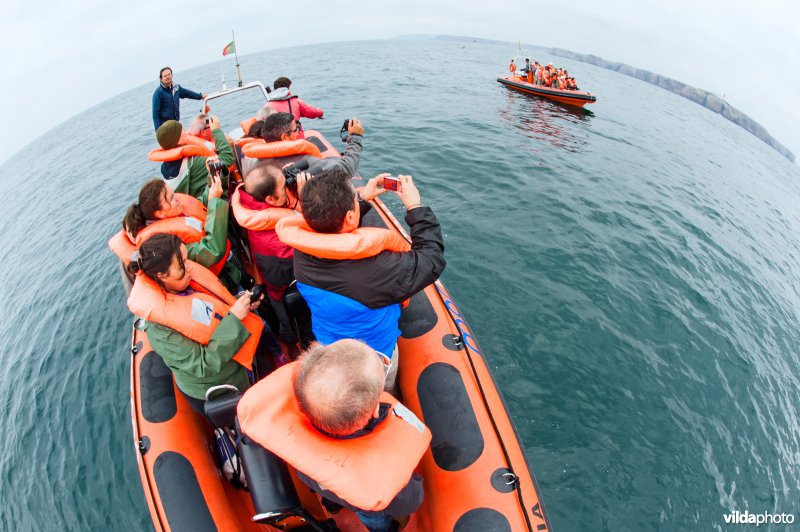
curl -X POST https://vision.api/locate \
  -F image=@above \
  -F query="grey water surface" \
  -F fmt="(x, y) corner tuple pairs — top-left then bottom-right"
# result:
(0, 39), (798, 531)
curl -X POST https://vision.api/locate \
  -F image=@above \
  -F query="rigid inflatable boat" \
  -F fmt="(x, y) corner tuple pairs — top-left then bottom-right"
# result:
(122, 81), (552, 531)
(497, 75), (596, 108)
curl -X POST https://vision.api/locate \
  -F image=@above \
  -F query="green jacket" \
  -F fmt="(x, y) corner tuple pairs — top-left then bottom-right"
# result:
(175, 129), (235, 203)
(186, 196), (229, 269)
(147, 312), (251, 400)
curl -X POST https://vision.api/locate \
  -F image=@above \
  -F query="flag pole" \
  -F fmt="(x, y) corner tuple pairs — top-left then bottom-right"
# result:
(232, 30), (242, 87)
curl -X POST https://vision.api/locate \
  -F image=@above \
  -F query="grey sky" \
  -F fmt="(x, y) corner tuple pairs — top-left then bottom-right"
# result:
(1, 0), (797, 164)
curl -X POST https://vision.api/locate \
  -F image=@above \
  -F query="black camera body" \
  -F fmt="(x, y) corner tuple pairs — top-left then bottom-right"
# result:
(249, 284), (265, 302)
(208, 161), (230, 179)
(339, 119), (352, 142)
(282, 159), (310, 193)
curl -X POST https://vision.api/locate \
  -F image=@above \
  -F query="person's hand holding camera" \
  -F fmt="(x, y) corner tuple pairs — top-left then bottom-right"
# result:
(230, 292), (252, 320)
(396, 175), (422, 211)
(347, 118), (364, 136)
(295, 171), (312, 196)
(361, 173), (391, 202)
(208, 172), (223, 199)
(247, 285), (265, 311)
(206, 115), (221, 130)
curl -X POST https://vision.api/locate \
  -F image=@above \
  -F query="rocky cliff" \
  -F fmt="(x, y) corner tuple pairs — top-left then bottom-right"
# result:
(427, 35), (794, 162)
(546, 47), (794, 163)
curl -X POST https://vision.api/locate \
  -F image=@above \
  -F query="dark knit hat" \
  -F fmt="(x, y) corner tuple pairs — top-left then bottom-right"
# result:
(157, 120), (183, 149)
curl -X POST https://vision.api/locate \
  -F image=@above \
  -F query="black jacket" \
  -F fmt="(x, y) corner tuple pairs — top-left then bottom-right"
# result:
(294, 204), (446, 309)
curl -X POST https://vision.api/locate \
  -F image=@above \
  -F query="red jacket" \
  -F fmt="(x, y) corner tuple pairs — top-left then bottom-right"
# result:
(264, 89), (323, 139)
(236, 189), (297, 300)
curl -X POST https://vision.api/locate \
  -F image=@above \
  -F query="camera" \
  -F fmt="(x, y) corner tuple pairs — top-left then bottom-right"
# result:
(282, 159), (310, 193)
(381, 176), (400, 191)
(339, 118), (353, 142)
(208, 161), (229, 179)
(249, 284), (265, 302)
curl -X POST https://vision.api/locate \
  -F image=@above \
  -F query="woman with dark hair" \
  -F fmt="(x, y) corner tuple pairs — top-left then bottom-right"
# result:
(109, 176), (230, 276)
(126, 233), (279, 413)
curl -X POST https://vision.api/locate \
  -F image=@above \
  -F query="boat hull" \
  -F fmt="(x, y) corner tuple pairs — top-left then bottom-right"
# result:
(127, 132), (552, 531)
(498, 75), (597, 107)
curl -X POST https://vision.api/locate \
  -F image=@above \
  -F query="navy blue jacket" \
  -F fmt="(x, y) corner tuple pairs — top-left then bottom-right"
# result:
(294, 205), (445, 357)
(152, 83), (203, 130)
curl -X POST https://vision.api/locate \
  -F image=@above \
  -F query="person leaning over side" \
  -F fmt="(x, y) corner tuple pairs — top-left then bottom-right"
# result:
(275, 169), (446, 392)
(152, 117), (235, 202)
(152, 66), (207, 131)
(261, 76), (324, 138)
(238, 339), (431, 532)
(241, 112), (364, 179)
(126, 233), (282, 414)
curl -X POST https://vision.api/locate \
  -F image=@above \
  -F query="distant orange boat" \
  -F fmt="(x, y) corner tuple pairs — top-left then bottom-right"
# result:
(498, 74), (597, 108)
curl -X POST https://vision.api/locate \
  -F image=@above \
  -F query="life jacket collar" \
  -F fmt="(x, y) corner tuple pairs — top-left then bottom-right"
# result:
(275, 216), (411, 260)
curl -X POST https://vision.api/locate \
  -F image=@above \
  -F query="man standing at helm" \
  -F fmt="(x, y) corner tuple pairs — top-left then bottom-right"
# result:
(152, 66), (207, 131)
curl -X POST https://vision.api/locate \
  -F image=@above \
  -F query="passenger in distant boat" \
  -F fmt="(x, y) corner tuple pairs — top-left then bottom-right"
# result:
(237, 339), (431, 532)
(556, 69), (566, 90)
(534, 61), (542, 85)
(152, 118), (235, 202)
(261, 76), (324, 139)
(110, 178), (229, 276)
(567, 77), (579, 90)
(521, 58), (531, 77)
(126, 233), (282, 415)
(242, 112), (363, 178)
(542, 66), (552, 87)
(275, 169), (446, 393)
(151, 66), (207, 131)
(508, 59), (516, 75)
(231, 162), (314, 357)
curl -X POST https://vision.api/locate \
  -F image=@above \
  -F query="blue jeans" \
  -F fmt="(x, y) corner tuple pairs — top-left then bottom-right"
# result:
(355, 510), (395, 532)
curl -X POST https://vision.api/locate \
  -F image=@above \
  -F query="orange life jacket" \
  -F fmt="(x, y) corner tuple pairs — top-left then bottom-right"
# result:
(240, 117), (257, 136)
(148, 143), (213, 163)
(542, 70), (551, 85)
(275, 216), (411, 260)
(237, 363), (431, 511)
(508, 62), (515, 73)
(231, 186), (299, 231)
(107, 194), (229, 275)
(527, 69), (533, 83)
(242, 138), (322, 160)
(108, 230), (137, 265)
(127, 260), (261, 369)
(235, 136), (262, 148)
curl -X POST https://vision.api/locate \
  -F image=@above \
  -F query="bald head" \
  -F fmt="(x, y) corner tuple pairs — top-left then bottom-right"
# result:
(244, 163), (283, 202)
(293, 339), (384, 437)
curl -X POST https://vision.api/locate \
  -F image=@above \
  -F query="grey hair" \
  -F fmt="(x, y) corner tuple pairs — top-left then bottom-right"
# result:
(255, 106), (276, 121)
(293, 340), (383, 436)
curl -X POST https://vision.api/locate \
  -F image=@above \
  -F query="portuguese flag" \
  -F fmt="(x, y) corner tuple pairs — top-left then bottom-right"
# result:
(222, 41), (236, 56)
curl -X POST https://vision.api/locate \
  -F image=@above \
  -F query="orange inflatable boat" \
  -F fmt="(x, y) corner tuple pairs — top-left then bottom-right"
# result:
(122, 81), (552, 531)
(498, 74), (597, 108)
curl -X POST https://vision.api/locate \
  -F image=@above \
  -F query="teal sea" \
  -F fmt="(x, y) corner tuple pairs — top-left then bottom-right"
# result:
(1, 39), (798, 530)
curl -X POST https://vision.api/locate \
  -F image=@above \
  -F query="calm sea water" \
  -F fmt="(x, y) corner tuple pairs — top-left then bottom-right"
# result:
(1, 39), (798, 531)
